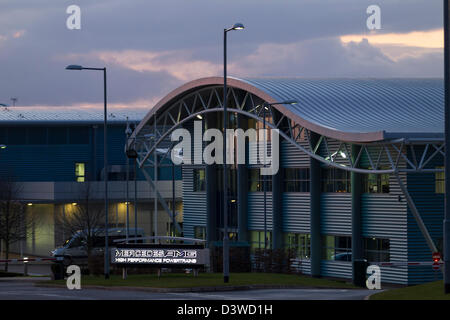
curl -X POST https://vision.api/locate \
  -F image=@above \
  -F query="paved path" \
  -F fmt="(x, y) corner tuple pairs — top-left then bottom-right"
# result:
(0, 278), (378, 300)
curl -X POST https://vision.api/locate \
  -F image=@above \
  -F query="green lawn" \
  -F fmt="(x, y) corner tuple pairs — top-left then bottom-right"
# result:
(44, 272), (356, 289)
(370, 280), (450, 300)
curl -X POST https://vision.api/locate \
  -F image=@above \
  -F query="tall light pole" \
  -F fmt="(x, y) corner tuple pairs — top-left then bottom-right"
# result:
(66, 64), (110, 279)
(261, 101), (297, 252)
(223, 22), (244, 283)
(443, 0), (450, 294)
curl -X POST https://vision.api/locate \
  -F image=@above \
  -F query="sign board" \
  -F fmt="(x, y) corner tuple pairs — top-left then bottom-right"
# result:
(432, 252), (441, 261)
(111, 244), (209, 268)
(432, 262), (440, 271)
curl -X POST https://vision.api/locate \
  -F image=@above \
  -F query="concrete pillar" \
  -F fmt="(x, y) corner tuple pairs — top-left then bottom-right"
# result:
(351, 145), (364, 284)
(310, 132), (322, 277)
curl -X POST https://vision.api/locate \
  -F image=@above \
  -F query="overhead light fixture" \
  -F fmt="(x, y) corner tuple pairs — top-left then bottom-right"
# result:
(196, 114), (203, 120)
(72, 202), (77, 206)
(27, 203), (33, 206)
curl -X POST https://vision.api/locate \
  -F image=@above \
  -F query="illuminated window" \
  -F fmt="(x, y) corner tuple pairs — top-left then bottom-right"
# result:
(322, 235), (352, 261)
(436, 166), (444, 194)
(248, 169), (272, 192)
(362, 172), (390, 193)
(283, 168), (310, 192)
(250, 230), (272, 251)
(321, 168), (351, 193)
(75, 163), (85, 182)
(284, 233), (310, 259)
(193, 169), (206, 191)
(194, 226), (206, 240)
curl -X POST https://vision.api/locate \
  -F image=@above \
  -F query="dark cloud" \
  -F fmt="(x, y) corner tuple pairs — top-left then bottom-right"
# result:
(0, 0), (444, 106)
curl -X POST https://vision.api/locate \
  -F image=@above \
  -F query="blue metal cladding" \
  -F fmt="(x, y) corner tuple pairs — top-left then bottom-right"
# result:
(407, 156), (444, 284)
(0, 124), (179, 182)
(182, 168), (206, 238)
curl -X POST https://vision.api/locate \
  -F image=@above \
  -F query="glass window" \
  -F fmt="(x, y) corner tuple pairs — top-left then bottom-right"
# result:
(193, 169), (206, 191)
(321, 168), (351, 193)
(248, 169), (272, 192)
(250, 230), (272, 251)
(322, 235), (352, 261)
(362, 170), (390, 194)
(75, 163), (85, 182)
(436, 166), (444, 194)
(364, 238), (390, 262)
(194, 226), (206, 240)
(283, 168), (310, 192)
(284, 233), (310, 259)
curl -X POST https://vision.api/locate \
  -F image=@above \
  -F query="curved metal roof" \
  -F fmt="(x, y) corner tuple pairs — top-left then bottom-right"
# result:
(241, 77), (443, 140)
(135, 77), (444, 143)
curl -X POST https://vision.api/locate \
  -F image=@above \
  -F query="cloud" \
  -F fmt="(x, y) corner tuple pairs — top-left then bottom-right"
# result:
(84, 50), (221, 82)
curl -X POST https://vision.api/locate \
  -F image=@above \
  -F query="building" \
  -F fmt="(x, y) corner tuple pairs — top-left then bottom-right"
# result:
(131, 77), (445, 285)
(0, 106), (182, 257)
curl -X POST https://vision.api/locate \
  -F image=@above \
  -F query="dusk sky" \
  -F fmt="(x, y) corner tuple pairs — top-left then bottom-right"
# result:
(0, 0), (444, 109)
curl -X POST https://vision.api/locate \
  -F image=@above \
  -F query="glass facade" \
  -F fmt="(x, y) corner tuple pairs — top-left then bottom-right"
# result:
(283, 168), (310, 192)
(322, 168), (351, 193)
(248, 168), (272, 192)
(193, 168), (206, 191)
(322, 235), (352, 261)
(362, 170), (390, 193)
(284, 233), (310, 259)
(364, 237), (390, 262)
(250, 230), (272, 251)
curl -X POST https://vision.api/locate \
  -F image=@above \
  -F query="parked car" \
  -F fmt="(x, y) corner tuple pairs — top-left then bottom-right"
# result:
(51, 227), (145, 266)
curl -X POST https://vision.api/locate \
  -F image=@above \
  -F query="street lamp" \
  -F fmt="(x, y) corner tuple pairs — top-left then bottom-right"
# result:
(223, 22), (244, 283)
(65, 64), (110, 279)
(260, 101), (298, 252)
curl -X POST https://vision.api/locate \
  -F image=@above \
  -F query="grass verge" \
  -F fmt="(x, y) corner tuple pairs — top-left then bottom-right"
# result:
(370, 280), (450, 300)
(43, 272), (356, 289)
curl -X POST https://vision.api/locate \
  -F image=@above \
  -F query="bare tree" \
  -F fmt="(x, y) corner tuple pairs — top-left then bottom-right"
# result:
(0, 177), (37, 272)
(55, 181), (108, 268)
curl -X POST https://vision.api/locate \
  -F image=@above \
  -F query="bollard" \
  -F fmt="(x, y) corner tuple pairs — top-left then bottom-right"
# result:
(122, 267), (127, 280)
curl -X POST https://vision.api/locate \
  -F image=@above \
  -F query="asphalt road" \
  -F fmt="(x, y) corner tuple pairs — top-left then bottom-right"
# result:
(0, 278), (377, 300)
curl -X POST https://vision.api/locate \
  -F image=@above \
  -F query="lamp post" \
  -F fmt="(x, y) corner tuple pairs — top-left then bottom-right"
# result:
(223, 22), (244, 284)
(65, 64), (110, 279)
(444, 0), (450, 294)
(261, 101), (298, 252)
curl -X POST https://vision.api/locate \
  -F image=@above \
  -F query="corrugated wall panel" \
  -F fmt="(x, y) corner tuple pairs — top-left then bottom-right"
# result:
(407, 157), (444, 284)
(182, 168), (206, 238)
(321, 261), (352, 279)
(321, 193), (351, 235)
(282, 193), (310, 233)
(248, 192), (272, 230)
(362, 193), (408, 284)
(281, 140), (310, 167)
